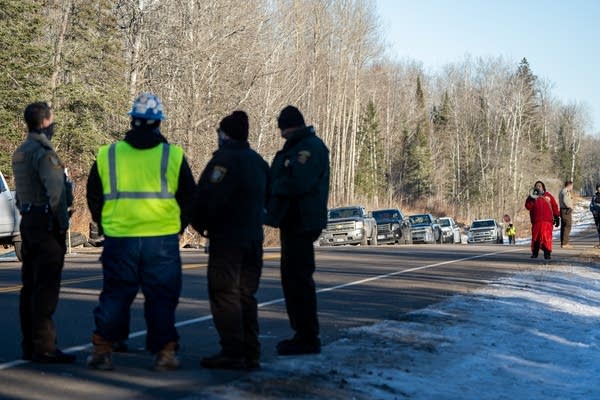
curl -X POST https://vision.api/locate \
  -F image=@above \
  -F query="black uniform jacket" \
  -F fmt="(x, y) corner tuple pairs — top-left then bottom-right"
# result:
(86, 126), (196, 234)
(192, 139), (269, 243)
(266, 126), (330, 233)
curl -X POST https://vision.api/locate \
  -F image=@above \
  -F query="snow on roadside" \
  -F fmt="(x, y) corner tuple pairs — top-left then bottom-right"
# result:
(198, 262), (600, 400)
(195, 202), (600, 400)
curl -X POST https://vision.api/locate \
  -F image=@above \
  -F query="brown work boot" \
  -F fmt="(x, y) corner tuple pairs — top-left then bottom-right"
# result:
(86, 333), (114, 370)
(154, 341), (180, 371)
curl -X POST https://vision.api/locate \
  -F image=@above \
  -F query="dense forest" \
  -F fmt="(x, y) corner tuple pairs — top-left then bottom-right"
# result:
(1, 0), (599, 236)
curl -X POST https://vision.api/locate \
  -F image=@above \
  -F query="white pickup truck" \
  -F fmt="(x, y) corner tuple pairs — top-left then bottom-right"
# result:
(0, 171), (22, 260)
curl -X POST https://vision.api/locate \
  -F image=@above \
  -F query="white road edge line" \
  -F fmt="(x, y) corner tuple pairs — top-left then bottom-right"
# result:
(0, 247), (520, 371)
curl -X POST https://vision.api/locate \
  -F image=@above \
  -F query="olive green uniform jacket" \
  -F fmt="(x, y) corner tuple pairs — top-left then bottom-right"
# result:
(12, 133), (70, 232)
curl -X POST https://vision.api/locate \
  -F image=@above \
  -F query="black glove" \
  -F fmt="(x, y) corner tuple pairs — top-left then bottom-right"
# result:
(553, 216), (560, 227)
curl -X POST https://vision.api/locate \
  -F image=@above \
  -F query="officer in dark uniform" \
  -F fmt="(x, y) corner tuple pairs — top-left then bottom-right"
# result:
(192, 111), (269, 370)
(265, 105), (330, 355)
(11, 102), (75, 363)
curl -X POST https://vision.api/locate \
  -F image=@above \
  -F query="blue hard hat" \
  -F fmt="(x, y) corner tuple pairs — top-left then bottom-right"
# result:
(128, 93), (165, 120)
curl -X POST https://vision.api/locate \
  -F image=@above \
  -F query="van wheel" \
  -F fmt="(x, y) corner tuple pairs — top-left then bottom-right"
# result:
(13, 240), (23, 261)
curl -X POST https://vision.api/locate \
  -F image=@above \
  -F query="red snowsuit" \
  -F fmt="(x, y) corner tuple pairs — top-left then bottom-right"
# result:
(525, 192), (559, 254)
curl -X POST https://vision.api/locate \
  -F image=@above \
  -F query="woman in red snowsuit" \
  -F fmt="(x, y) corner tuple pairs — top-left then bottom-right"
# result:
(525, 181), (560, 259)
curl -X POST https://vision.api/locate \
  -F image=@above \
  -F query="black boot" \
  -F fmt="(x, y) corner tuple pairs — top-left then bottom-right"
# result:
(32, 349), (76, 364)
(531, 244), (539, 258)
(277, 335), (321, 356)
(201, 352), (246, 370)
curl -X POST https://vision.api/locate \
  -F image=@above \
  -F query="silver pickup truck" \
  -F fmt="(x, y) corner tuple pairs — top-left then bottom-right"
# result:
(467, 219), (503, 244)
(408, 213), (439, 244)
(0, 172), (22, 260)
(318, 206), (378, 246)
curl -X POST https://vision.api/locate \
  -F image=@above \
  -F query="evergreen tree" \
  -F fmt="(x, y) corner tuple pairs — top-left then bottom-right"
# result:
(0, 0), (49, 173)
(431, 91), (451, 128)
(48, 0), (129, 177)
(355, 101), (385, 198)
(515, 57), (544, 150)
(402, 76), (433, 200)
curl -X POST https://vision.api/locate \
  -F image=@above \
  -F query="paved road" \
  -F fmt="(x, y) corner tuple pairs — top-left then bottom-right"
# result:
(0, 228), (597, 399)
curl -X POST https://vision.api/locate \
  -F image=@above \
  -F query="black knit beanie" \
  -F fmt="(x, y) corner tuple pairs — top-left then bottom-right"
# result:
(277, 105), (305, 130)
(219, 111), (249, 141)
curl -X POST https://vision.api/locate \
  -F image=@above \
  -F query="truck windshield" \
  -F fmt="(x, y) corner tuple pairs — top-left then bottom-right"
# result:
(438, 219), (451, 227)
(372, 210), (400, 221)
(471, 220), (495, 228)
(409, 215), (431, 224)
(329, 208), (361, 219)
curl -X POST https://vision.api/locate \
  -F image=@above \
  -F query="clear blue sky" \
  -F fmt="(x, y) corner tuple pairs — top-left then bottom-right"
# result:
(375, 0), (600, 133)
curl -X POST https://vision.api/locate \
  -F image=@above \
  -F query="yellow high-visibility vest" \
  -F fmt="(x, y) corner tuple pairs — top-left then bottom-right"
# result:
(96, 141), (183, 237)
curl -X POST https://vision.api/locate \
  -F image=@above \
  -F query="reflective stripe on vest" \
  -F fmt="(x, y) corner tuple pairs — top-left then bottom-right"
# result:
(104, 142), (173, 200)
(97, 141), (183, 237)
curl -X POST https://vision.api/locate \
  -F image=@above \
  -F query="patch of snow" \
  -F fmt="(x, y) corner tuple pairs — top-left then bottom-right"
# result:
(192, 200), (600, 400)
(196, 264), (600, 400)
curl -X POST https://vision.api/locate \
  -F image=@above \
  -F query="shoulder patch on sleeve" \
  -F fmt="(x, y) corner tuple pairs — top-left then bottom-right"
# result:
(209, 166), (227, 183)
(47, 153), (63, 169)
(297, 150), (311, 164)
(12, 151), (25, 163)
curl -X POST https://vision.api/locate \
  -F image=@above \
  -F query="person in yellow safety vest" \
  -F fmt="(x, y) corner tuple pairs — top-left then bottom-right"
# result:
(85, 93), (195, 371)
(506, 223), (516, 245)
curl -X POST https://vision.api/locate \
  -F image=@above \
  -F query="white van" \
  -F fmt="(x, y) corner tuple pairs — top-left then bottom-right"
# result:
(0, 171), (22, 260)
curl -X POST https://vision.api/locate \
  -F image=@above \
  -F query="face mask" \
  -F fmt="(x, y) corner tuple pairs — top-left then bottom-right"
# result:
(40, 122), (56, 140)
(217, 130), (228, 148)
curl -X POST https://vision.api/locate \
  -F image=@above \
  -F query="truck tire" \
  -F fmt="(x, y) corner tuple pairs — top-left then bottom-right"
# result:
(370, 233), (378, 246)
(435, 228), (442, 244)
(13, 240), (23, 261)
(360, 230), (368, 246)
(403, 228), (413, 245)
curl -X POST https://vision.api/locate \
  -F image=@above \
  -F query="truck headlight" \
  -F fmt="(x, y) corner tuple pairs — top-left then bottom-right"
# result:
(392, 223), (400, 230)
(355, 221), (364, 229)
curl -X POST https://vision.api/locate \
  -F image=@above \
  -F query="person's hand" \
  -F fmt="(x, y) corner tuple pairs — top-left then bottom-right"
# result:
(553, 216), (560, 227)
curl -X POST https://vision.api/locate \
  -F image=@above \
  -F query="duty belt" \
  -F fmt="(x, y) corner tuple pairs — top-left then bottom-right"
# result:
(20, 203), (50, 214)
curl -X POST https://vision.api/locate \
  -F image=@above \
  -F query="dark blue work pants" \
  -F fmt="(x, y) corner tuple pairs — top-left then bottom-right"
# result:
(93, 234), (181, 353)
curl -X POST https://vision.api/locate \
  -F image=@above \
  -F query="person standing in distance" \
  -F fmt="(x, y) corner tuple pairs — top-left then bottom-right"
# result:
(590, 184), (600, 248)
(86, 93), (195, 371)
(525, 180), (559, 260)
(265, 105), (330, 355)
(192, 111), (269, 370)
(11, 102), (75, 363)
(558, 180), (574, 248)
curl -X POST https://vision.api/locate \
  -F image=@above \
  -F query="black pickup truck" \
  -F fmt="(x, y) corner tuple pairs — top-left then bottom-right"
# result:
(371, 208), (412, 245)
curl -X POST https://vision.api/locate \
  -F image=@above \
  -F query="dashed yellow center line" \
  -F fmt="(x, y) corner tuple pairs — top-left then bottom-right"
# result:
(0, 253), (280, 294)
